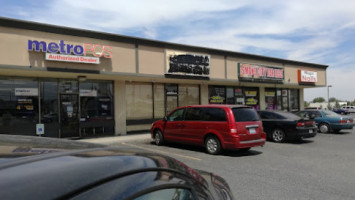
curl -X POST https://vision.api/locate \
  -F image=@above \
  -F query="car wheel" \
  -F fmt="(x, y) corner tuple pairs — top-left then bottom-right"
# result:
(205, 136), (222, 155)
(318, 123), (330, 133)
(154, 130), (164, 146)
(271, 129), (286, 143)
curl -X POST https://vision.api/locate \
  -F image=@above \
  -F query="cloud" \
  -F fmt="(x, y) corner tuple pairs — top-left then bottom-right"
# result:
(1, 0), (355, 101)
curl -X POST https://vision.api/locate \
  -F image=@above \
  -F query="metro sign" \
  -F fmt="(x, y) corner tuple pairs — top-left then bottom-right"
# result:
(28, 40), (112, 64)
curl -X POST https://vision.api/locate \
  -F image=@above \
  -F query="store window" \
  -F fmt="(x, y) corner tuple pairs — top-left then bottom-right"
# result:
(165, 84), (200, 114)
(226, 87), (234, 104)
(166, 84), (178, 115)
(234, 87), (245, 105)
(275, 88), (299, 111)
(126, 82), (153, 132)
(80, 80), (114, 135)
(289, 89), (299, 111)
(265, 88), (277, 110)
(154, 84), (165, 119)
(40, 80), (59, 137)
(178, 85), (199, 107)
(0, 78), (39, 136)
(244, 88), (259, 109)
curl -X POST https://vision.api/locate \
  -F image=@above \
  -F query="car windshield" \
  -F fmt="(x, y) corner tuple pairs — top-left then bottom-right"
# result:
(322, 110), (341, 117)
(232, 108), (260, 122)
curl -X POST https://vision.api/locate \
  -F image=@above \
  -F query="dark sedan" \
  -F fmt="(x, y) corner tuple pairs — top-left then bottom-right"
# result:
(0, 135), (234, 200)
(258, 110), (317, 142)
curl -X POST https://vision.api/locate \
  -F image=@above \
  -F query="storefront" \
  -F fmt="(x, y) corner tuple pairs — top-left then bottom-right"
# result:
(0, 17), (328, 137)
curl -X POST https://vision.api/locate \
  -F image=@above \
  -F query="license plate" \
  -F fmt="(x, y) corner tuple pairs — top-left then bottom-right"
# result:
(309, 129), (313, 133)
(249, 128), (256, 134)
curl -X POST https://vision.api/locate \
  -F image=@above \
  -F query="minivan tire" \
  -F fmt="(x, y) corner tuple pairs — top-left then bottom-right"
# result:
(205, 136), (222, 155)
(271, 128), (286, 143)
(154, 130), (164, 146)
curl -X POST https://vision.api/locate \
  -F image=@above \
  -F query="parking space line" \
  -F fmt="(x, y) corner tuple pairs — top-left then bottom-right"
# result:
(120, 142), (202, 161)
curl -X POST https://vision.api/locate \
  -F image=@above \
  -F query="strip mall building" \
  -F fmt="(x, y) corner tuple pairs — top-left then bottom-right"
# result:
(0, 17), (328, 138)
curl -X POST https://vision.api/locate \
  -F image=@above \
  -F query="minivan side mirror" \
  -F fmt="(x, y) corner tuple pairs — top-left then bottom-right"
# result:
(163, 116), (168, 121)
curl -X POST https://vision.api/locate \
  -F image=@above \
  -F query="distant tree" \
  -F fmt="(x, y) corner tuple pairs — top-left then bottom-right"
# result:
(304, 101), (310, 108)
(335, 101), (340, 108)
(329, 97), (337, 102)
(313, 97), (325, 103)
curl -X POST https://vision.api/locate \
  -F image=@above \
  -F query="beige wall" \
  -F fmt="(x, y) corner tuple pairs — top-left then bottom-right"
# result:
(138, 45), (165, 75)
(0, 26), (326, 88)
(284, 64), (326, 86)
(210, 55), (225, 79)
(0, 27), (136, 74)
(226, 57), (239, 80)
(114, 80), (127, 135)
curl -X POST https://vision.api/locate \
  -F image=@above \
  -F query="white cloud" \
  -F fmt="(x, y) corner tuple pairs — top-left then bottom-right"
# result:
(3, 0), (355, 101)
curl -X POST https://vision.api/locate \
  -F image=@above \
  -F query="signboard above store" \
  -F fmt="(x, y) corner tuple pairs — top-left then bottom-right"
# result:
(28, 40), (112, 64)
(166, 50), (210, 79)
(298, 70), (318, 83)
(238, 63), (284, 83)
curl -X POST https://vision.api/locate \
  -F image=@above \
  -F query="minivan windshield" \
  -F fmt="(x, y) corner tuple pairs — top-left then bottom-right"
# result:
(232, 108), (260, 122)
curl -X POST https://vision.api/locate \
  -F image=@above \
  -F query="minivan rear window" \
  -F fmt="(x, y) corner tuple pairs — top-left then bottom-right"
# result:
(232, 108), (260, 122)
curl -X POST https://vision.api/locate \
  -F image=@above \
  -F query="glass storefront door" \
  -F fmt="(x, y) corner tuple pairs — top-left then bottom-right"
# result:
(60, 94), (79, 138)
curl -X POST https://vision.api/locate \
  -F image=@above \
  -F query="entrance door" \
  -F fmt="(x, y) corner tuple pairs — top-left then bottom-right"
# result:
(60, 94), (79, 138)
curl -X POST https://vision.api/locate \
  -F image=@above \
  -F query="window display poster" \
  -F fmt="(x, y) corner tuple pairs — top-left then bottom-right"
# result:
(265, 96), (276, 110)
(209, 87), (225, 104)
(234, 88), (243, 96)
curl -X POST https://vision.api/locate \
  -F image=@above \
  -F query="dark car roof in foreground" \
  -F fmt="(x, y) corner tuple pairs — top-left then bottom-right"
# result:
(0, 135), (212, 200)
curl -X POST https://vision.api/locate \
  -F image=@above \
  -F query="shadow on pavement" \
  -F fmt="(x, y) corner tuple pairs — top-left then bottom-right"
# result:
(149, 141), (263, 157)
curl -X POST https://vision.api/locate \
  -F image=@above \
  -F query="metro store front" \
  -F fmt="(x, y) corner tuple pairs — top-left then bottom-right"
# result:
(0, 17), (328, 137)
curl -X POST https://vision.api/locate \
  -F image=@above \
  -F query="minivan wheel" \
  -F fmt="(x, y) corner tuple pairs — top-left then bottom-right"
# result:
(318, 123), (330, 133)
(154, 130), (164, 146)
(205, 136), (222, 155)
(271, 129), (286, 143)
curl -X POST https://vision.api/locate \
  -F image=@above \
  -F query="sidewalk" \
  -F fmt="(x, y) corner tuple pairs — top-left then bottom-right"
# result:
(80, 133), (151, 145)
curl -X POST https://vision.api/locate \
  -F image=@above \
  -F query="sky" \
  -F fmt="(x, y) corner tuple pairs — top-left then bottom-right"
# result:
(1, 0), (354, 102)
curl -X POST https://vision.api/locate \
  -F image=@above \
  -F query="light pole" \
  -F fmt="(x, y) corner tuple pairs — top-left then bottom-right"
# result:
(327, 85), (332, 109)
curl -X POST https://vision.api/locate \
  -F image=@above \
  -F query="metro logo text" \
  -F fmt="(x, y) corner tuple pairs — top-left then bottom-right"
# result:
(28, 40), (112, 58)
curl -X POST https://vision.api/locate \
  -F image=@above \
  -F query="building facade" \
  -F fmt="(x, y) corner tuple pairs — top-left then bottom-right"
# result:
(0, 17), (328, 138)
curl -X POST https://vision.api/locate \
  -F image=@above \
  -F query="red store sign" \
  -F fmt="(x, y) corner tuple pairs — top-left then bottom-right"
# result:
(238, 63), (284, 81)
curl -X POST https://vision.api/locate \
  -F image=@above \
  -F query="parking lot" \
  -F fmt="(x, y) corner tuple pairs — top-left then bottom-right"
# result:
(111, 114), (355, 200)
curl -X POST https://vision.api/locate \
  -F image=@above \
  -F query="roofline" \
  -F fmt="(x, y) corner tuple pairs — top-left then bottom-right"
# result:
(0, 16), (328, 69)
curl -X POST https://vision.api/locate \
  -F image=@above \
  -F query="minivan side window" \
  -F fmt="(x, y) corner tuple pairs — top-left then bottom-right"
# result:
(167, 108), (185, 121)
(202, 108), (227, 121)
(185, 108), (202, 121)
(232, 108), (259, 122)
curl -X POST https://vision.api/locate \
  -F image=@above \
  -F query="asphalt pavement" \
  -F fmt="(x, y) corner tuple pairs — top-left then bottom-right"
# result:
(80, 133), (151, 145)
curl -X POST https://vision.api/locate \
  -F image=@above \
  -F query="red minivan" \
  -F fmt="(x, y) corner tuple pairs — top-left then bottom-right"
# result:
(151, 105), (266, 154)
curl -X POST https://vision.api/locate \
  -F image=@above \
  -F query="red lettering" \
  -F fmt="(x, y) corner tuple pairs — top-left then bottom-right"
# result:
(93, 44), (103, 57)
(103, 45), (113, 58)
(83, 43), (94, 56)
